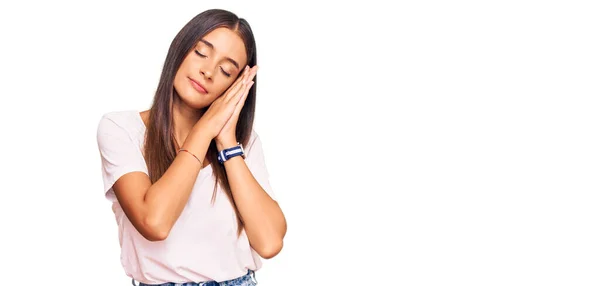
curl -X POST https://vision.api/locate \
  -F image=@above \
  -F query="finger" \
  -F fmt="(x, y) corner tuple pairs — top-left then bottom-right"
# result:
(237, 77), (253, 100)
(225, 80), (253, 125)
(224, 66), (250, 102)
(228, 79), (251, 111)
(238, 65), (249, 82)
(235, 80), (254, 109)
(238, 65), (250, 84)
(244, 66), (258, 84)
(224, 78), (246, 103)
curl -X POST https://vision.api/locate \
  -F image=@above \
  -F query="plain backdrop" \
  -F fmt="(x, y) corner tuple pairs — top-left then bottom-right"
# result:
(1, 1), (599, 285)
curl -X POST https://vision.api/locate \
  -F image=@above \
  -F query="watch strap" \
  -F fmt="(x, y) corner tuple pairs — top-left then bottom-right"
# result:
(217, 144), (245, 164)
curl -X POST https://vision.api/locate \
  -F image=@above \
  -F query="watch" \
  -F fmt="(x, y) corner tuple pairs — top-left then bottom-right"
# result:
(217, 143), (246, 164)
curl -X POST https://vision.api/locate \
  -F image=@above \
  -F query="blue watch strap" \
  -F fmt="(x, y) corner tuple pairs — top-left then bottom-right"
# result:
(218, 144), (245, 164)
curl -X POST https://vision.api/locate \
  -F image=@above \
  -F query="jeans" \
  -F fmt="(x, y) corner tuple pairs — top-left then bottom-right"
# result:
(132, 270), (257, 286)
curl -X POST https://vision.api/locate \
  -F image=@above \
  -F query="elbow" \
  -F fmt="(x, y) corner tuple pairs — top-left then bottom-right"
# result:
(255, 239), (283, 259)
(142, 216), (171, 242)
(145, 229), (169, 242)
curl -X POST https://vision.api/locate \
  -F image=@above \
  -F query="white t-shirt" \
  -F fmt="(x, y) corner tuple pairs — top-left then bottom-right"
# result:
(96, 110), (276, 284)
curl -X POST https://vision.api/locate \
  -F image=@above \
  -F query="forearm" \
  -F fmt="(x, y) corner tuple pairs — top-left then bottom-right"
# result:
(223, 156), (287, 258)
(144, 124), (212, 234)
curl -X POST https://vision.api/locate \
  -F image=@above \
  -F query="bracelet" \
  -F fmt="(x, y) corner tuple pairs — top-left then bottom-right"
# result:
(178, 149), (203, 165)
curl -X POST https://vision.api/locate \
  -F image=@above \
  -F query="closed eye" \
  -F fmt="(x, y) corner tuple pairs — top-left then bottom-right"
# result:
(220, 67), (231, 77)
(195, 50), (231, 77)
(194, 50), (206, 58)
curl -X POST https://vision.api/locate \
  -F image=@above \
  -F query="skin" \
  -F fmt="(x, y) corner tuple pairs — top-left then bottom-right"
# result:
(114, 27), (286, 259)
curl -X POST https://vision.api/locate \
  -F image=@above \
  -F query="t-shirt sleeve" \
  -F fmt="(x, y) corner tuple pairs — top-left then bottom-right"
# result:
(96, 115), (148, 201)
(245, 131), (277, 201)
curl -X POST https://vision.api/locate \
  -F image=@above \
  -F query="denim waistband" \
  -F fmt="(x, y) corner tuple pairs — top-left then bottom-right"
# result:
(132, 270), (256, 286)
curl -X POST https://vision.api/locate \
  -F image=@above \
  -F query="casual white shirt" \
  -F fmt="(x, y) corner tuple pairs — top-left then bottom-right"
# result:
(96, 110), (276, 284)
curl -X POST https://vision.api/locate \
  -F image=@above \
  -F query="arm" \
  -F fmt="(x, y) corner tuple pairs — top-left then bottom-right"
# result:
(103, 71), (252, 242)
(217, 139), (287, 259)
(112, 123), (212, 241)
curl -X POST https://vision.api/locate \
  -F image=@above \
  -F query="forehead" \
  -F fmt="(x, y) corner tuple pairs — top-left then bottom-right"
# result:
(200, 27), (247, 66)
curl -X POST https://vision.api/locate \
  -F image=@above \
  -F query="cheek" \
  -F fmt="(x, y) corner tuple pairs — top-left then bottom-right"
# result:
(173, 70), (189, 94)
(173, 71), (183, 92)
(214, 79), (237, 96)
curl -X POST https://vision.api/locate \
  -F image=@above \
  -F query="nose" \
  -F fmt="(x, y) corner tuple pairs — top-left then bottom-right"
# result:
(199, 61), (216, 81)
(200, 68), (213, 80)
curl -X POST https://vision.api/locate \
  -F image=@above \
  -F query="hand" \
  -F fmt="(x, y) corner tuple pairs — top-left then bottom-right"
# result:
(215, 65), (257, 149)
(196, 65), (256, 141)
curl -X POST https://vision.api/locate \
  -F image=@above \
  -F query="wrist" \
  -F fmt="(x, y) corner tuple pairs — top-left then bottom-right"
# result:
(216, 139), (238, 151)
(190, 123), (215, 144)
(217, 142), (246, 164)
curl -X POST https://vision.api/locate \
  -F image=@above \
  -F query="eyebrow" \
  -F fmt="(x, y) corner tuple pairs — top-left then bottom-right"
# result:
(199, 39), (240, 70)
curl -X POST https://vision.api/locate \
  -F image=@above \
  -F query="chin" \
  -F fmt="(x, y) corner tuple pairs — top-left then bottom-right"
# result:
(175, 89), (209, 109)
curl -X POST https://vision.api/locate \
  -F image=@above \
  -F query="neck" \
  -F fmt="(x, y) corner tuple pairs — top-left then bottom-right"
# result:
(172, 97), (204, 148)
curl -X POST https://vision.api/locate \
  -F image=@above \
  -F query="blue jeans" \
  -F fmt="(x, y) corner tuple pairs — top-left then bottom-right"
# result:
(132, 270), (257, 286)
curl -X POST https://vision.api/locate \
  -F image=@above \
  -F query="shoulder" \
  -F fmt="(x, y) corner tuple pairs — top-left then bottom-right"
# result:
(247, 129), (261, 148)
(245, 129), (268, 155)
(96, 110), (142, 142)
(98, 110), (139, 128)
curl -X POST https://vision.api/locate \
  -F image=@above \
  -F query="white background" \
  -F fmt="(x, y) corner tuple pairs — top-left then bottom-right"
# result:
(1, 1), (599, 285)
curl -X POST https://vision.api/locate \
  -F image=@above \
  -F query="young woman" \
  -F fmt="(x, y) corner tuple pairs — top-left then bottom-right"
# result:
(96, 9), (286, 286)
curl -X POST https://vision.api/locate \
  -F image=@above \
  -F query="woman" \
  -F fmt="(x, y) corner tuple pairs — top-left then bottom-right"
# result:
(96, 9), (287, 286)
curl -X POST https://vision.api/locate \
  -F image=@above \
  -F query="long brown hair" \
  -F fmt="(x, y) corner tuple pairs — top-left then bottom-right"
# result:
(143, 9), (257, 235)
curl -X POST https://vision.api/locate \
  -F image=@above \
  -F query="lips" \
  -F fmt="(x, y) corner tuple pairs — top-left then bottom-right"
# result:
(189, 78), (208, 94)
